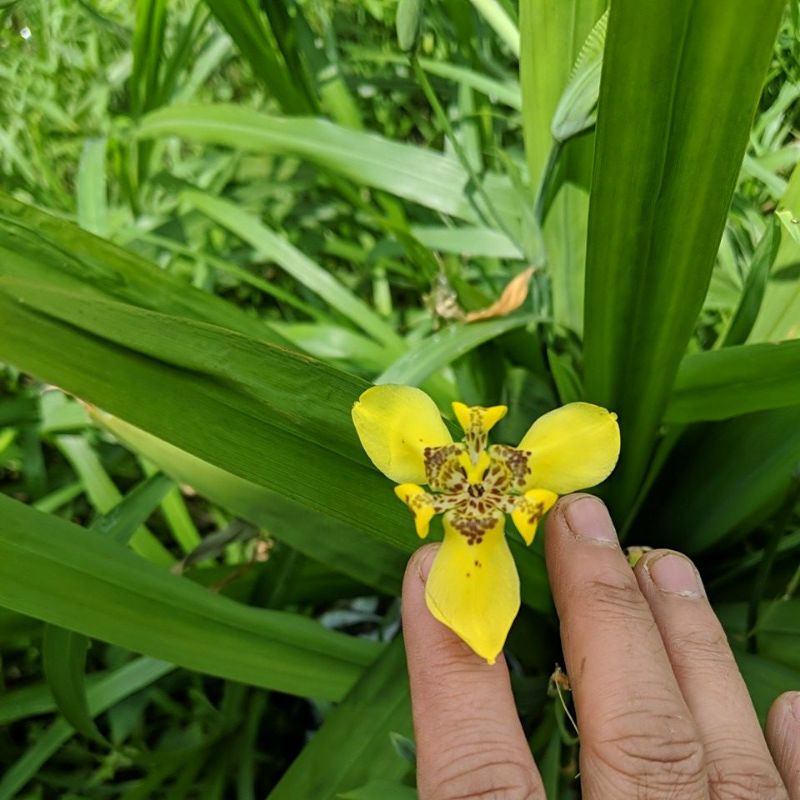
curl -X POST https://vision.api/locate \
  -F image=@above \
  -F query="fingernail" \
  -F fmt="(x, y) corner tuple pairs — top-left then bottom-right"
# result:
(413, 544), (439, 584)
(648, 552), (704, 598)
(563, 495), (617, 545)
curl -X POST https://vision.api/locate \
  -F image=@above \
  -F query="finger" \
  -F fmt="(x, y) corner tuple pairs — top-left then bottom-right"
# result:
(767, 692), (800, 799)
(402, 544), (544, 800)
(635, 549), (788, 799)
(545, 494), (706, 800)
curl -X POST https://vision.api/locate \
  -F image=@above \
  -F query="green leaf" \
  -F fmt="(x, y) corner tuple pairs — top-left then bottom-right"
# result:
(76, 137), (108, 237)
(136, 105), (518, 225)
(338, 782), (417, 800)
(520, 0), (605, 333)
(0, 192), (289, 347)
(0, 657), (174, 800)
(721, 216), (781, 347)
(468, 0), (519, 58)
(734, 652), (800, 725)
(718, 601), (800, 672)
(665, 340), (800, 424)
(396, 0), (425, 52)
(377, 315), (538, 388)
(94, 411), (408, 596)
(55, 434), (173, 564)
(582, 0), (785, 515)
(550, 10), (608, 142)
(269, 638), (412, 800)
(184, 190), (403, 351)
(0, 492), (379, 700)
(751, 163), (800, 342)
(640, 407), (800, 553)
(42, 626), (103, 742)
(202, 0), (312, 114)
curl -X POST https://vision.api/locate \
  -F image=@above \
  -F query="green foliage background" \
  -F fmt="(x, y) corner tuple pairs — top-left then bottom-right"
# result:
(0, 0), (799, 797)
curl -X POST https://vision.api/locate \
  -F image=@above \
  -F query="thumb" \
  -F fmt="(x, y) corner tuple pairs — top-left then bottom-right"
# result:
(402, 544), (544, 800)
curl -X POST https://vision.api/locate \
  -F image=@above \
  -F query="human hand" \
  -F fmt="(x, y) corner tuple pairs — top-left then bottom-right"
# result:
(402, 493), (800, 799)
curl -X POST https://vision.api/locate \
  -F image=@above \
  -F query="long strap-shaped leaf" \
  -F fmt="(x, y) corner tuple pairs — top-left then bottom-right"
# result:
(0, 280), (552, 612)
(0, 493), (378, 701)
(582, 0), (785, 515)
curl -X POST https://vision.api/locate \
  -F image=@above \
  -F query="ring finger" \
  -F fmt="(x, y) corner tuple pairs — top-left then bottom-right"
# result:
(635, 549), (788, 800)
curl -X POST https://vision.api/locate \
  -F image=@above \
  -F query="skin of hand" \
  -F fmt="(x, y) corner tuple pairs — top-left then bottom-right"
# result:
(402, 493), (800, 800)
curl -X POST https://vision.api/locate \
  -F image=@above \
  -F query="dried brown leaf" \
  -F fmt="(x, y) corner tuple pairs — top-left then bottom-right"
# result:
(464, 266), (535, 322)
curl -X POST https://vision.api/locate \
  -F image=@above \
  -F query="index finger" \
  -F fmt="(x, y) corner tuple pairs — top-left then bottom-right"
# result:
(545, 494), (707, 800)
(402, 544), (544, 800)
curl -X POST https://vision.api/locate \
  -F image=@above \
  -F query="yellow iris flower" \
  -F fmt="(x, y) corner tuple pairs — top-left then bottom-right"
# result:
(352, 385), (620, 664)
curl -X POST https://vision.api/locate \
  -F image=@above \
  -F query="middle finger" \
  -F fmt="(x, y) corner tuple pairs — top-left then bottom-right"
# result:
(545, 494), (707, 800)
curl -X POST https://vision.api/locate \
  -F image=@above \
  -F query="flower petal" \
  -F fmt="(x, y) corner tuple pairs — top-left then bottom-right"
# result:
(425, 511), (519, 664)
(352, 385), (452, 484)
(510, 488), (558, 546)
(516, 402), (620, 494)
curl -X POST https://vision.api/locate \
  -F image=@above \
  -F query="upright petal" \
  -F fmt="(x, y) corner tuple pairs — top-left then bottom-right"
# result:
(352, 385), (452, 484)
(425, 511), (520, 664)
(516, 402), (620, 494)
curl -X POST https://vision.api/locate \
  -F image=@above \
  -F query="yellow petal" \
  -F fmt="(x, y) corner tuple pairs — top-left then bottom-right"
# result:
(451, 402), (507, 435)
(517, 402), (620, 494)
(511, 488), (558, 546)
(352, 385), (452, 484)
(425, 512), (519, 664)
(394, 483), (435, 538)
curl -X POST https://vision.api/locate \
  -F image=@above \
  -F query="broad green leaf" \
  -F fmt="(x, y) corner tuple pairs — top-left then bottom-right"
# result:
(639, 407), (800, 554)
(721, 216), (781, 347)
(0, 192), (289, 347)
(269, 638), (412, 800)
(582, 0), (785, 515)
(0, 492), (379, 700)
(0, 658), (174, 800)
(136, 105), (519, 225)
(42, 626), (102, 742)
(184, 190), (403, 351)
(0, 280), (552, 612)
(95, 411), (408, 596)
(377, 315), (538, 388)
(664, 340), (800, 424)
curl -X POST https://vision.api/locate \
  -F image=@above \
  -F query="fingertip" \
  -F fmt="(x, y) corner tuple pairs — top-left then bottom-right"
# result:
(404, 542), (439, 586)
(767, 691), (800, 796)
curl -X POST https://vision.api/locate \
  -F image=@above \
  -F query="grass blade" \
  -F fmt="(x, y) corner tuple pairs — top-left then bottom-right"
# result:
(184, 191), (403, 351)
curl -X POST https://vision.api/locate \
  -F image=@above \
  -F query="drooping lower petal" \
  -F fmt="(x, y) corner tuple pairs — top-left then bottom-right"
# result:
(510, 488), (558, 545)
(424, 511), (520, 664)
(352, 385), (453, 484)
(516, 402), (620, 494)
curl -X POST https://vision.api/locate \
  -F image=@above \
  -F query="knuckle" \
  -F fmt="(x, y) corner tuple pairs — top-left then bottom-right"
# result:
(667, 625), (733, 672)
(578, 572), (650, 624)
(589, 700), (706, 792)
(423, 746), (541, 800)
(708, 754), (787, 800)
